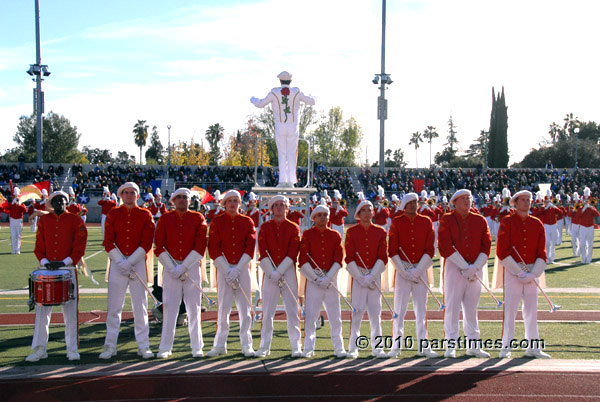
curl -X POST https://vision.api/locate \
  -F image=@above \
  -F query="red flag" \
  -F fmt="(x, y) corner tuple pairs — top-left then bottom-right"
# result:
(191, 186), (215, 205)
(32, 180), (51, 194)
(413, 179), (425, 193)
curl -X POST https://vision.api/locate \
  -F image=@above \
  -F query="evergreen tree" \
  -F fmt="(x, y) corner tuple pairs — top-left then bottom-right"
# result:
(488, 87), (509, 168)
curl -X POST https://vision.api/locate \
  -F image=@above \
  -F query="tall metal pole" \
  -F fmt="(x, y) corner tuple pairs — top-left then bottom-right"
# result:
(34, 0), (43, 168)
(574, 127), (579, 169)
(167, 125), (171, 173)
(378, 0), (386, 174)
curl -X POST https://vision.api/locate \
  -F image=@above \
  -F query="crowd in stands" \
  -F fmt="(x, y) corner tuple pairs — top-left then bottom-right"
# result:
(2, 162), (600, 205)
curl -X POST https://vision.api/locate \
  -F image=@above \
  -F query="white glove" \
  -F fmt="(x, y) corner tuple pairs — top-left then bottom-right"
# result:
(397, 267), (413, 281)
(269, 270), (282, 283)
(171, 264), (185, 279)
(62, 257), (73, 266)
(408, 269), (421, 283)
(117, 259), (132, 276)
(518, 272), (534, 284)
(357, 275), (371, 288)
(466, 267), (478, 281)
(317, 277), (331, 289)
(226, 267), (240, 283)
(40, 258), (50, 266)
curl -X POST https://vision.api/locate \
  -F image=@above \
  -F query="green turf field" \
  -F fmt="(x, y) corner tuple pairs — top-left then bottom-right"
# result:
(0, 224), (598, 364)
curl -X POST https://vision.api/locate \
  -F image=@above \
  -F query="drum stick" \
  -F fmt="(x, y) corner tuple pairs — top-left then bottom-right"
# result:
(306, 253), (356, 313)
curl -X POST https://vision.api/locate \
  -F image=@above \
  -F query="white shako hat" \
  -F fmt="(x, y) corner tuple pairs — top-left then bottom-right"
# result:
(46, 190), (69, 209)
(357, 191), (365, 202)
(147, 193), (154, 200)
(248, 192), (257, 201)
(13, 186), (20, 196)
(399, 192), (418, 211)
(354, 200), (374, 219)
(67, 186), (75, 196)
(117, 182), (140, 199)
(573, 192), (580, 202)
(450, 189), (472, 205)
(103, 186), (110, 196)
(267, 194), (289, 210)
(510, 190), (532, 207)
(333, 189), (342, 201)
(277, 71), (292, 81)
(170, 187), (191, 204)
(419, 190), (428, 202)
(155, 187), (162, 197)
(213, 189), (221, 203)
(545, 188), (552, 201)
(310, 205), (330, 221)
(41, 188), (48, 197)
(583, 187), (591, 200)
(311, 194), (318, 204)
(391, 194), (399, 203)
(220, 190), (241, 206)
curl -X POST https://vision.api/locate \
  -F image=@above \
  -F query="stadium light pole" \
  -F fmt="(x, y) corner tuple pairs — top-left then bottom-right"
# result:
(167, 124), (171, 174)
(26, 0), (49, 169)
(574, 127), (579, 169)
(373, 0), (392, 175)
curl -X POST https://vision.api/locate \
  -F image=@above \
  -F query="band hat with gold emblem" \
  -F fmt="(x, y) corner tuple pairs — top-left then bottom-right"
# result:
(449, 189), (472, 205)
(117, 182), (140, 199)
(354, 200), (374, 219)
(220, 189), (241, 206)
(277, 71), (292, 81)
(169, 187), (191, 204)
(399, 192), (418, 211)
(46, 190), (69, 209)
(310, 204), (330, 221)
(510, 190), (532, 207)
(267, 194), (289, 210)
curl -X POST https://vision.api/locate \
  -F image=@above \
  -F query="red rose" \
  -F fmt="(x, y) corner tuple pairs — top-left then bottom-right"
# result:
(281, 87), (290, 96)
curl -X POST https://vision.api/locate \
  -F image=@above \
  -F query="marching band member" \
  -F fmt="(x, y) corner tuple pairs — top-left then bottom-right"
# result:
(438, 189), (492, 358)
(564, 194), (572, 235)
(287, 198), (305, 227)
(481, 193), (494, 236)
(329, 190), (348, 239)
(206, 190), (224, 224)
(555, 195), (564, 245)
(245, 192), (260, 227)
(538, 189), (559, 264)
(418, 190), (436, 224)
(389, 194), (403, 220)
(207, 190), (256, 357)
(7, 187), (27, 254)
(147, 189), (167, 222)
(66, 187), (82, 218)
(578, 187), (599, 264)
(373, 186), (390, 231)
(570, 192), (581, 257)
(255, 195), (302, 358)
(497, 190), (551, 359)
(98, 187), (116, 238)
(29, 188), (48, 232)
(250, 71), (316, 187)
(387, 193), (438, 358)
(345, 199), (388, 358)
(155, 188), (208, 358)
(100, 182), (155, 360)
(26, 191), (88, 362)
(299, 204), (346, 358)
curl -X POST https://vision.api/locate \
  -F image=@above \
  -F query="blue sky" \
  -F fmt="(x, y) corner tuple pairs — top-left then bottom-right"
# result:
(1, 0), (599, 167)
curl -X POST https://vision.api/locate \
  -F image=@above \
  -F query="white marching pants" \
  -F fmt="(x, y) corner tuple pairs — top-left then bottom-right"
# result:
(501, 271), (540, 350)
(443, 260), (482, 347)
(274, 122), (299, 185)
(390, 269), (429, 351)
(348, 277), (382, 352)
(332, 224), (344, 240)
(570, 223), (580, 257)
(258, 269), (301, 351)
(556, 219), (564, 245)
(565, 217), (571, 235)
(31, 271), (78, 353)
(10, 217), (22, 254)
(578, 225), (594, 263)
(213, 262), (253, 350)
(544, 223), (557, 263)
(159, 263), (203, 353)
(104, 258), (151, 350)
(101, 215), (107, 238)
(433, 221), (439, 255)
(81, 215), (87, 223)
(303, 276), (344, 353)
(30, 216), (38, 233)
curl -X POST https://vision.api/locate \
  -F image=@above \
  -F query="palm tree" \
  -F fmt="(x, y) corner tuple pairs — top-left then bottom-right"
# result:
(409, 131), (423, 168)
(133, 120), (149, 165)
(422, 125), (439, 167)
(205, 123), (225, 165)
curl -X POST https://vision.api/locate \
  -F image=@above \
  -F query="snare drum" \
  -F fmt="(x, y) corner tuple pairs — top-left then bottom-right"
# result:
(30, 269), (74, 306)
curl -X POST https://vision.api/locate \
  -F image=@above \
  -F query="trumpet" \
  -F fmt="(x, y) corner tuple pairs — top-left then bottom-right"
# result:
(575, 202), (584, 209)
(382, 199), (390, 207)
(502, 197), (511, 206)
(590, 197), (598, 206)
(339, 199), (347, 207)
(427, 198), (436, 206)
(552, 197), (559, 205)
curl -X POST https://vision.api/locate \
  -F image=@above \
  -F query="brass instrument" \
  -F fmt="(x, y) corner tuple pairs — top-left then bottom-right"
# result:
(575, 202), (584, 210)
(339, 199), (347, 207)
(503, 197), (511, 206)
(382, 199), (389, 207)
(590, 197), (598, 206)
(552, 197), (559, 205)
(427, 198), (436, 207)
